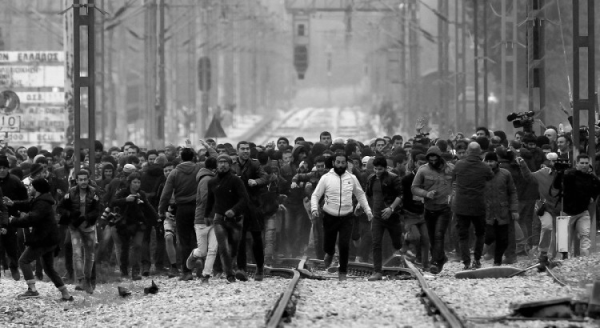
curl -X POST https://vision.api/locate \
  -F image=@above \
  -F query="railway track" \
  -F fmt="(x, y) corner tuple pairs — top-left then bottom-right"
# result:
(263, 256), (466, 328)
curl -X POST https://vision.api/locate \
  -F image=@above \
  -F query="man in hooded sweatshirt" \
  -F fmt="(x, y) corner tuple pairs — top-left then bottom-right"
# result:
(158, 148), (201, 281)
(411, 146), (454, 274)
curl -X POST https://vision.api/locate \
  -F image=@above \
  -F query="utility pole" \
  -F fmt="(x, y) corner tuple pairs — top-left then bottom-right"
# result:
(473, 0), (479, 127)
(69, 0), (97, 178)
(408, 0), (420, 116)
(483, 0), (488, 127)
(156, 0), (166, 146)
(63, 0), (74, 147)
(500, 0), (518, 132)
(437, 0), (449, 130)
(572, 0), (596, 252)
(144, 0), (157, 147)
(399, 0), (406, 125)
(454, 0), (462, 132)
(527, 0), (546, 132)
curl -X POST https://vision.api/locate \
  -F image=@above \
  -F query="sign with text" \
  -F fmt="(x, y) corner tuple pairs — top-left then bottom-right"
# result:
(0, 115), (21, 132)
(0, 66), (64, 88)
(0, 51), (65, 63)
(17, 92), (64, 104)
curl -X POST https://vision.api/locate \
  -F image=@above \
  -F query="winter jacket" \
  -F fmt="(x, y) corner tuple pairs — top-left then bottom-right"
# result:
(112, 188), (159, 234)
(451, 154), (494, 216)
(365, 171), (402, 212)
(484, 168), (518, 225)
(518, 160), (560, 215)
(8, 193), (59, 248)
(554, 169), (600, 216)
(0, 173), (28, 217)
(310, 169), (372, 217)
(204, 171), (248, 218)
(194, 168), (216, 224)
(402, 171), (424, 215)
(499, 160), (538, 201)
(158, 161), (201, 213)
(141, 164), (165, 199)
(103, 176), (127, 207)
(58, 185), (101, 231)
(411, 147), (454, 211)
(231, 158), (268, 207)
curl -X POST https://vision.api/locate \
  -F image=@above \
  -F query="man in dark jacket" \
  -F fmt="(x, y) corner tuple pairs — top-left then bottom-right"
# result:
(365, 156), (402, 281)
(205, 154), (248, 283)
(3, 178), (73, 301)
(482, 152), (519, 266)
(554, 154), (600, 256)
(452, 142), (494, 269)
(231, 141), (268, 281)
(58, 169), (101, 294)
(0, 156), (28, 281)
(158, 148), (201, 281)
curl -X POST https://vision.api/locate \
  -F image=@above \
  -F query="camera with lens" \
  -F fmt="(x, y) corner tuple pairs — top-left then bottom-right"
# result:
(507, 111), (535, 132)
(547, 152), (571, 172)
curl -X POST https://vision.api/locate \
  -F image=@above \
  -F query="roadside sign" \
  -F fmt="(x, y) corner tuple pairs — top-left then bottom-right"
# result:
(0, 115), (21, 132)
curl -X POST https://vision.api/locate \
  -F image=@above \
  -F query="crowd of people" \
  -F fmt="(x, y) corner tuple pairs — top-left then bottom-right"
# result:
(1, 122), (600, 301)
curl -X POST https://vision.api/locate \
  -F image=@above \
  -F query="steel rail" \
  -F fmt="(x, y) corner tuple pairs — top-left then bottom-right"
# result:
(404, 259), (466, 328)
(265, 257), (306, 328)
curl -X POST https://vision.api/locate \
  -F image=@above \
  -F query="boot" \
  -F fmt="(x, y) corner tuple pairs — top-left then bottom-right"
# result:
(254, 267), (264, 282)
(167, 266), (179, 278)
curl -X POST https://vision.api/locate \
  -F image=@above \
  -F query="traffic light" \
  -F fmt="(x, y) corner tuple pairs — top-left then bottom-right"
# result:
(294, 45), (308, 79)
(198, 56), (211, 92)
(293, 15), (310, 79)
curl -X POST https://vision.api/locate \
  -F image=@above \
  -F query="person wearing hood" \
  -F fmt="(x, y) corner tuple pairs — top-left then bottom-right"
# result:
(452, 142), (494, 270)
(186, 157), (218, 283)
(411, 146), (454, 274)
(158, 148), (202, 281)
(482, 152), (519, 266)
(2, 178), (74, 301)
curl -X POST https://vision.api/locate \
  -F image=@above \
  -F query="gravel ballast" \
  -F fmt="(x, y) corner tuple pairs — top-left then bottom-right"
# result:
(289, 278), (435, 328)
(0, 275), (288, 328)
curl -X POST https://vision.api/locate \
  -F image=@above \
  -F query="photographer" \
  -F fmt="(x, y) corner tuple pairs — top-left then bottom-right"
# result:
(552, 154), (600, 257)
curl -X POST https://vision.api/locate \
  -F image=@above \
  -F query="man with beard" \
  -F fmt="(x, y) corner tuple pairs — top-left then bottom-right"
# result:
(411, 146), (454, 274)
(311, 154), (372, 281)
(231, 141), (268, 281)
(482, 152), (519, 266)
(205, 154), (248, 283)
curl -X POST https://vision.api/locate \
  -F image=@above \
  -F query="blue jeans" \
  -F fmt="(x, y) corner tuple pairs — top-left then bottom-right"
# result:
(69, 226), (96, 280)
(424, 207), (451, 266)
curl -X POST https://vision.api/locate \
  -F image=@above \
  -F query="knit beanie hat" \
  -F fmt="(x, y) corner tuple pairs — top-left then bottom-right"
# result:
(484, 152), (498, 162)
(0, 156), (9, 168)
(31, 178), (51, 194)
(29, 163), (44, 177)
(217, 154), (232, 164)
(123, 164), (136, 173)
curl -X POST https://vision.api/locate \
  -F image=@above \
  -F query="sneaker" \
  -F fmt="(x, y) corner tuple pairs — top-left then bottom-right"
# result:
(226, 275), (236, 283)
(178, 272), (194, 281)
(338, 273), (347, 281)
(323, 253), (333, 268)
(200, 275), (210, 284)
(75, 279), (84, 291)
(462, 262), (471, 270)
(10, 267), (20, 281)
(255, 268), (264, 282)
(538, 254), (549, 272)
(472, 260), (482, 269)
(83, 278), (94, 294)
(186, 250), (199, 270)
(60, 296), (74, 302)
(368, 272), (382, 281)
(235, 270), (248, 282)
(142, 270), (150, 277)
(17, 289), (40, 299)
(167, 267), (179, 278)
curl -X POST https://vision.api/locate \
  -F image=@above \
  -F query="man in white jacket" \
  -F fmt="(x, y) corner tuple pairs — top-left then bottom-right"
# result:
(311, 154), (373, 280)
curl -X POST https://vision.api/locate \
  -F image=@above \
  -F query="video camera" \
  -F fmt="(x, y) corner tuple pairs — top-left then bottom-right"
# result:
(507, 111), (534, 132)
(546, 152), (571, 172)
